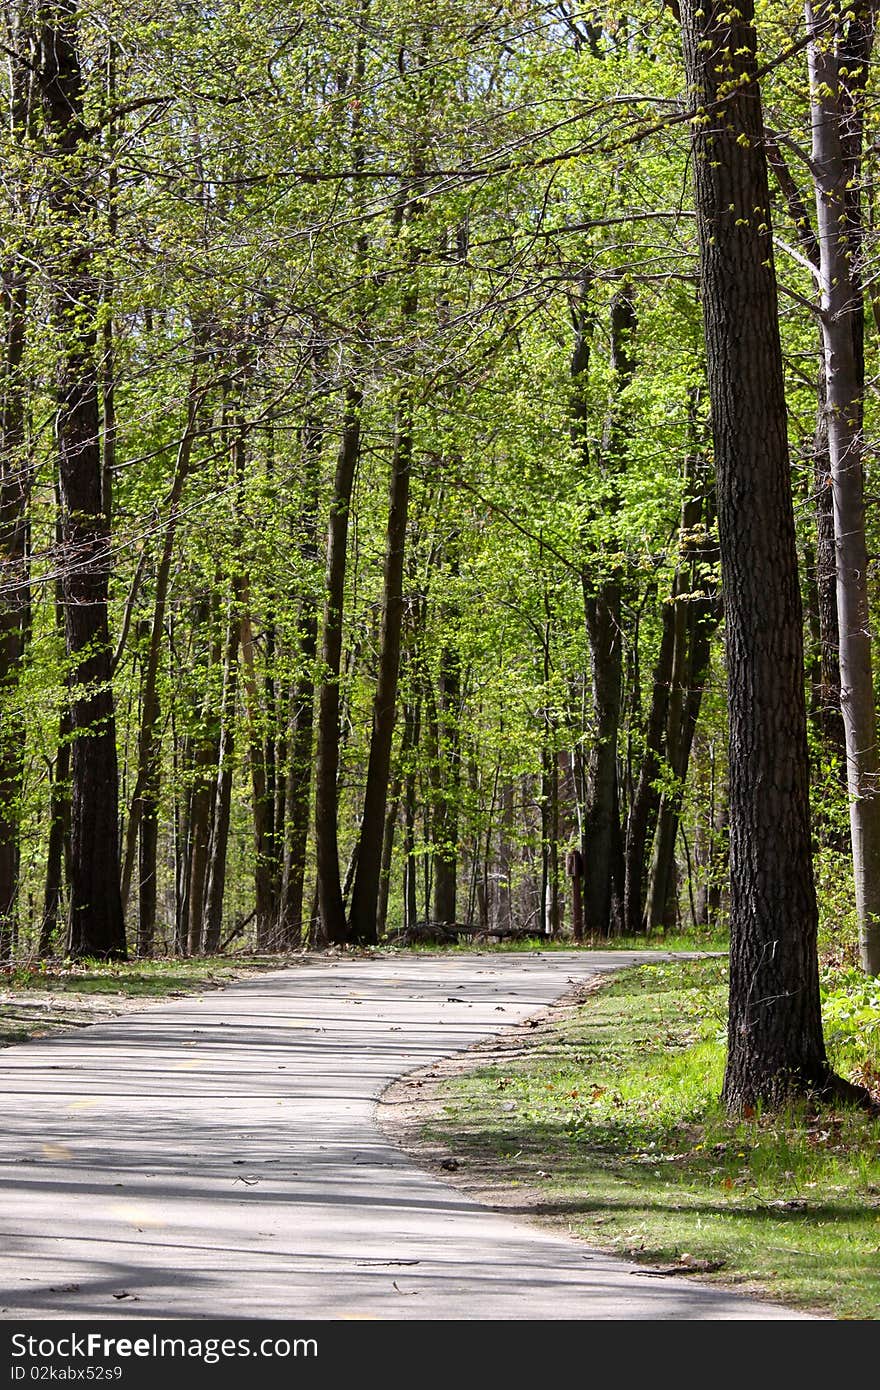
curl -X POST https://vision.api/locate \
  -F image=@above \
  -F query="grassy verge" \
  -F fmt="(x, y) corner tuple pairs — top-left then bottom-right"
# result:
(386, 932), (729, 954)
(423, 957), (880, 1319)
(0, 953), (296, 1046)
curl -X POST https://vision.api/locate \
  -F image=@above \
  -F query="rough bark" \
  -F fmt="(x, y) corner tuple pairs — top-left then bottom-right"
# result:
(680, 0), (829, 1108)
(580, 282), (635, 936)
(678, 0), (828, 1106)
(38, 2), (125, 958)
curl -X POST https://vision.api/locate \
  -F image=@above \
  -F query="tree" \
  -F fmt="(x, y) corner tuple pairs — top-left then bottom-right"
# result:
(38, 0), (125, 959)
(678, 0), (830, 1108)
(806, 0), (880, 975)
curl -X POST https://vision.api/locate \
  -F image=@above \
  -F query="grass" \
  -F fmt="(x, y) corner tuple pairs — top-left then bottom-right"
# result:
(0, 952), (295, 1045)
(386, 931), (729, 954)
(424, 957), (880, 1319)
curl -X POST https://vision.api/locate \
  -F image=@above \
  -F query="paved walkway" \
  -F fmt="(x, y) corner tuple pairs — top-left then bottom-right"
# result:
(0, 951), (810, 1319)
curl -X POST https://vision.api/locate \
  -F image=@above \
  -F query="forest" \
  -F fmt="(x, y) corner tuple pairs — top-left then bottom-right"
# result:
(2, 0), (880, 1108)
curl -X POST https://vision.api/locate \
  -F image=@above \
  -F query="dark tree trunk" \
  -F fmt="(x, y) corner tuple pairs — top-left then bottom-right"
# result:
(38, 3), (125, 958)
(580, 282), (635, 937)
(278, 404), (321, 948)
(647, 444), (720, 931)
(679, 0), (828, 1108)
(623, 593), (677, 935)
(315, 384), (361, 945)
(348, 373), (414, 944)
(185, 720), (220, 956)
(203, 600), (240, 954)
(241, 602), (275, 949)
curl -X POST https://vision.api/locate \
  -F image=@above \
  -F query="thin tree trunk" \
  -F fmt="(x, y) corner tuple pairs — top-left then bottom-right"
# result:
(39, 705), (71, 956)
(432, 617), (461, 928)
(203, 601), (240, 953)
(807, 0), (880, 974)
(348, 366), (415, 944)
(647, 446), (720, 931)
(402, 698), (421, 932)
(315, 383), (361, 945)
(812, 398), (845, 758)
(0, 262), (29, 957)
(624, 593), (676, 934)
(0, 5), (35, 956)
(120, 375), (202, 942)
(240, 601), (274, 949)
(278, 402), (321, 948)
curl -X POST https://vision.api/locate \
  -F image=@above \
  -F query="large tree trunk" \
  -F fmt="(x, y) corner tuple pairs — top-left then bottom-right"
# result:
(38, 3), (125, 958)
(807, 0), (880, 975)
(679, 0), (828, 1108)
(580, 282), (635, 936)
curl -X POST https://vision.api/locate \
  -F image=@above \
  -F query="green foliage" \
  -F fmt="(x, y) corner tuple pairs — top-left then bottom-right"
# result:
(428, 957), (880, 1317)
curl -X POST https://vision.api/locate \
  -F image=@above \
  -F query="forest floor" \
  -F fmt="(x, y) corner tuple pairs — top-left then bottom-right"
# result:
(379, 957), (880, 1320)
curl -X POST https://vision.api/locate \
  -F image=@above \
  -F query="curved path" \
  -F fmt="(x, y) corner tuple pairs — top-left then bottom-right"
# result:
(0, 951), (809, 1320)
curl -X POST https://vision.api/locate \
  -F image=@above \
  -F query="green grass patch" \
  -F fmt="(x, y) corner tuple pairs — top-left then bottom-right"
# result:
(0, 953), (293, 1045)
(387, 931), (729, 954)
(427, 957), (880, 1319)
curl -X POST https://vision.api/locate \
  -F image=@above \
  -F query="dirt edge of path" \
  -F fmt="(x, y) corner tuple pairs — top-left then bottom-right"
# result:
(373, 971), (825, 1319)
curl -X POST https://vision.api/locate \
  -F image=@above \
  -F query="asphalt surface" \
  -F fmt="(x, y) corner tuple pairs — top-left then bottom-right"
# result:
(0, 951), (812, 1319)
